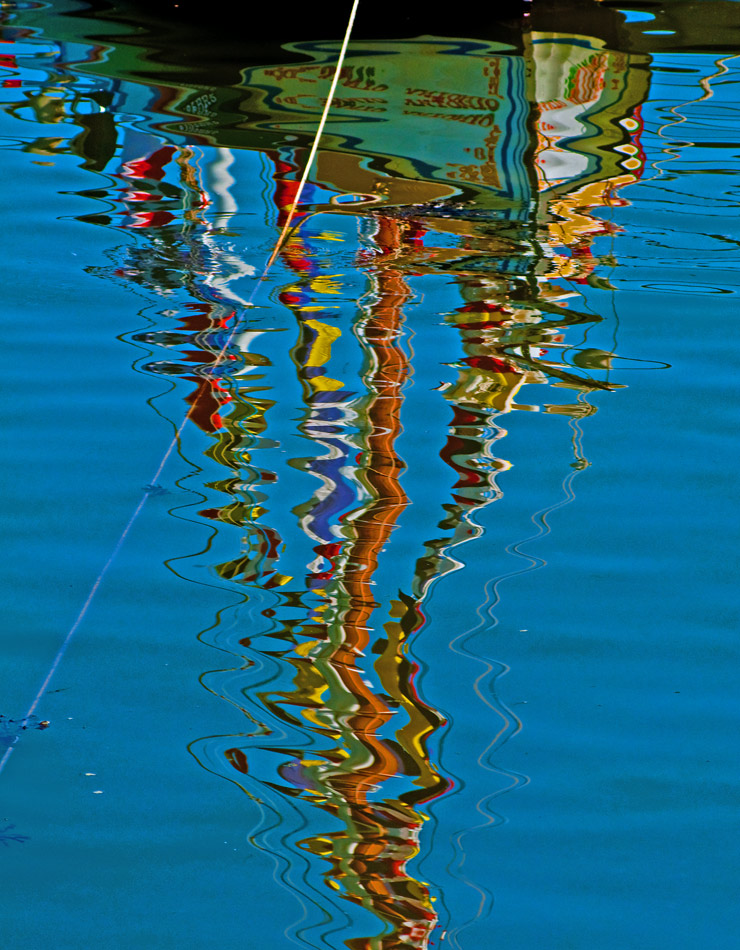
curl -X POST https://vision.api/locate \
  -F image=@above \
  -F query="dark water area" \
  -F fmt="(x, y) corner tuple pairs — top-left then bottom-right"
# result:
(1, 1), (739, 947)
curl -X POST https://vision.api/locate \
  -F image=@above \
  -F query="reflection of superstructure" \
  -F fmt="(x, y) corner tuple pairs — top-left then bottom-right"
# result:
(77, 40), (644, 949)
(241, 39), (532, 215)
(526, 31), (649, 287)
(7, 4), (648, 295)
(20, 5), (654, 943)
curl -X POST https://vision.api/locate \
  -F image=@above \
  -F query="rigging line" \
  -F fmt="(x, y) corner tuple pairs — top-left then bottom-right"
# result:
(0, 1), (361, 779)
(261, 0), (360, 277)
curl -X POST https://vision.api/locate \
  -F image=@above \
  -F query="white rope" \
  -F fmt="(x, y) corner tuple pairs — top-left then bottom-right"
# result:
(263, 0), (360, 273)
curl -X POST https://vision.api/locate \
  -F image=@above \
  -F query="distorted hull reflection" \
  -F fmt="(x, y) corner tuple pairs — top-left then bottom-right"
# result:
(4, 3), (651, 945)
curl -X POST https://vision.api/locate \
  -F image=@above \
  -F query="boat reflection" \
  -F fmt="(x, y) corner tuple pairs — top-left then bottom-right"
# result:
(1, 3), (650, 946)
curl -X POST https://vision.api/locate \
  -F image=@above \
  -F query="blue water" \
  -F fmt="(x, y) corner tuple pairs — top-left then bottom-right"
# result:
(1, 3), (740, 948)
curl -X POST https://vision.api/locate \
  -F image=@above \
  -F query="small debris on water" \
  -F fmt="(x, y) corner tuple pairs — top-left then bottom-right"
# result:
(143, 483), (170, 495)
(0, 825), (29, 847)
(0, 715), (51, 750)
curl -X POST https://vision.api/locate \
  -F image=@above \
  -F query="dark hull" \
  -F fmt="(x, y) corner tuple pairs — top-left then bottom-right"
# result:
(62, 1), (651, 67)
(80, 0), (530, 49)
(91, 1), (530, 35)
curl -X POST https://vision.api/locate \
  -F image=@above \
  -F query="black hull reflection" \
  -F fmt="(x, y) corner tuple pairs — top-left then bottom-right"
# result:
(83, 0), (529, 46)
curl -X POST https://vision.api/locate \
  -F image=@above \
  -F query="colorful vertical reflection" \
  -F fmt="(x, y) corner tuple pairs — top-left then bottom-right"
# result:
(1, 6), (652, 947)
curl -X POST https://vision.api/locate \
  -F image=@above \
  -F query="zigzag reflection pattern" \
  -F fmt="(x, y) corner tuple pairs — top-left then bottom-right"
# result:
(73, 29), (645, 949)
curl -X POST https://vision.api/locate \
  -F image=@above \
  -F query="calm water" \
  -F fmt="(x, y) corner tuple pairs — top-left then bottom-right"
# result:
(2, 1), (740, 948)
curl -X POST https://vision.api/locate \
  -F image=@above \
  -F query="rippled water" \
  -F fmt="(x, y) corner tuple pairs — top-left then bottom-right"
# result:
(2, 2), (740, 948)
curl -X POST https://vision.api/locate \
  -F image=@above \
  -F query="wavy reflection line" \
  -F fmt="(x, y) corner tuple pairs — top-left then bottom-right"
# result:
(650, 53), (740, 181)
(448, 422), (584, 947)
(189, 727), (353, 950)
(244, 762), (347, 950)
(427, 468), (520, 941)
(440, 679), (528, 950)
(444, 770), (530, 950)
(437, 394), (593, 944)
(438, 658), (525, 949)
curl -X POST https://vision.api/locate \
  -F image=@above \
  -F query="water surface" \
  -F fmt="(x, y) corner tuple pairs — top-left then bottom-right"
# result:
(1, 2), (739, 948)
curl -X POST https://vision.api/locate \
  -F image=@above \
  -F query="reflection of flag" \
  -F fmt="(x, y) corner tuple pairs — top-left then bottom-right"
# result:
(272, 155), (319, 228)
(184, 376), (231, 433)
(122, 145), (175, 180)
